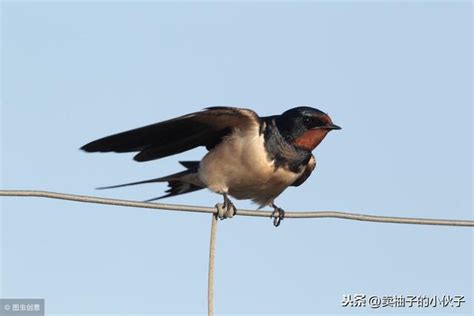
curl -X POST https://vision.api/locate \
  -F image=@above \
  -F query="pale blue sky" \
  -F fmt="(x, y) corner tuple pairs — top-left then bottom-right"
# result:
(1, 1), (472, 315)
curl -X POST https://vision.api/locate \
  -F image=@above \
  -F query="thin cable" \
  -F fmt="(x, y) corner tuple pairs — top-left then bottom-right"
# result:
(208, 214), (218, 316)
(0, 190), (473, 227)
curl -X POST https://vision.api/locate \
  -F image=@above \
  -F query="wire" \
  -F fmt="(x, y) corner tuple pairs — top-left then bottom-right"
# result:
(208, 214), (218, 316)
(1, 188), (473, 315)
(0, 190), (472, 227)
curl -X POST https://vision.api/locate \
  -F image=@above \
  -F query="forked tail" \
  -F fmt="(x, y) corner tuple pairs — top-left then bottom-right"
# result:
(97, 161), (204, 201)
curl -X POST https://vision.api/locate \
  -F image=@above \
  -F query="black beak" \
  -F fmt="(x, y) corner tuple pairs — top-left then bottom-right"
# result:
(326, 123), (341, 130)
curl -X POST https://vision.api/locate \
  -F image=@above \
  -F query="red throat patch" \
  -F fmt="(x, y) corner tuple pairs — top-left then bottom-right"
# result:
(293, 129), (328, 151)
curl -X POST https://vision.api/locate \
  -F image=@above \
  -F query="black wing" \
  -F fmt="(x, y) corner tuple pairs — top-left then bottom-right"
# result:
(291, 155), (316, 187)
(81, 107), (260, 162)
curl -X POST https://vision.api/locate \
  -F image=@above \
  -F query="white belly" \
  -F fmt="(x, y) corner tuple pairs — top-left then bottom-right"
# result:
(198, 128), (302, 206)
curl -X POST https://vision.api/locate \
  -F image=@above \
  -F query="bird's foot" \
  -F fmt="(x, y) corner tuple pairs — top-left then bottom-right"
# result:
(270, 203), (285, 227)
(215, 194), (237, 220)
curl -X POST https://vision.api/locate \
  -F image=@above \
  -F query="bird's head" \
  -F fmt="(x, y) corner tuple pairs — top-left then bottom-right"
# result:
(275, 106), (341, 151)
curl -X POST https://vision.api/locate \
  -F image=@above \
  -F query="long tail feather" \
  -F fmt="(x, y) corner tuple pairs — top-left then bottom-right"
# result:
(96, 176), (167, 190)
(96, 161), (204, 200)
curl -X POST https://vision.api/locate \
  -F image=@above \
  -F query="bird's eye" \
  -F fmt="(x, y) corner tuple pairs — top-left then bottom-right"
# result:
(303, 117), (312, 124)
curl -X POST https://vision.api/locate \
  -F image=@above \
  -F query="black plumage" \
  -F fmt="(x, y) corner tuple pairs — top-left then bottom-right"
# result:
(81, 107), (258, 162)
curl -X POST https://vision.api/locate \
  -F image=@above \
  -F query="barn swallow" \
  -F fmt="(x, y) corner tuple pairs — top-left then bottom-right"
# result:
(81, 106), (340, 226)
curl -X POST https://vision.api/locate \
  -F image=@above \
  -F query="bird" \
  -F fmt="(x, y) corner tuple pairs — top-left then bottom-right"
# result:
(81, 106), (340, 226)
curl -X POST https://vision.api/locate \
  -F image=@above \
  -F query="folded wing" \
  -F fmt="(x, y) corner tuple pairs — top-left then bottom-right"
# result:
(291, 155), (316, 187)
(81, 107), (260, 162)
